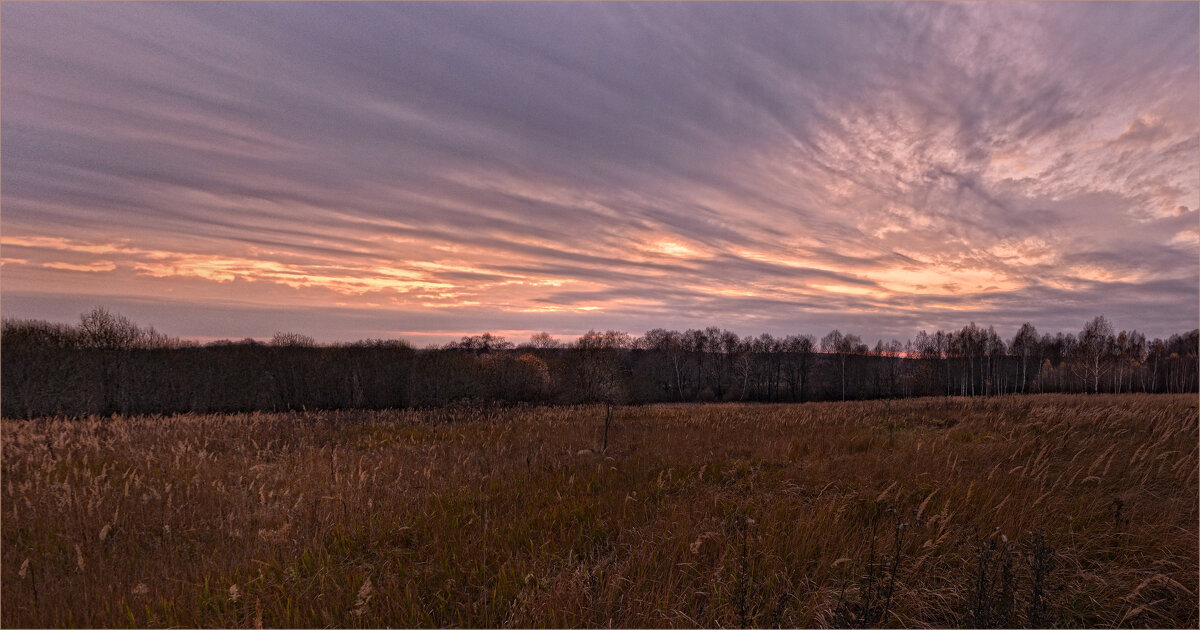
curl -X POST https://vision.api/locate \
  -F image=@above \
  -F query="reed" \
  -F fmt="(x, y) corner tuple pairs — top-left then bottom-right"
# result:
(2, 394), (1195, 627)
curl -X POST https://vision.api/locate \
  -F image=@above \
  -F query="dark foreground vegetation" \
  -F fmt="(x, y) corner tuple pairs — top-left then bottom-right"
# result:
(3, 309), (1197, 418)
(2, 395), (1196, 627)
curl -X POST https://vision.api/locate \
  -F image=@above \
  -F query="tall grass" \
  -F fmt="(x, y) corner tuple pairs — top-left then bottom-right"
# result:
(3, 394), (1196, 627)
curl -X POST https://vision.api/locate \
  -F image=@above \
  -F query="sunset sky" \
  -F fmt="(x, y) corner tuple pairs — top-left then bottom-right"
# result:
(2, 2), (1197, 345)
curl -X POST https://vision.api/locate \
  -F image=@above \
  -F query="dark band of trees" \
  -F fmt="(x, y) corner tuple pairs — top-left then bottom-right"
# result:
(2, 308), (1196, 418)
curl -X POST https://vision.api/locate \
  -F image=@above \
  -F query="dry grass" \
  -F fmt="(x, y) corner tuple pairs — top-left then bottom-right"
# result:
(2, 394), (1196, 628)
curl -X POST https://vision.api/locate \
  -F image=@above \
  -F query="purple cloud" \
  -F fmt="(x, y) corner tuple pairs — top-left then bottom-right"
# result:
(2, 2), (1196, 344)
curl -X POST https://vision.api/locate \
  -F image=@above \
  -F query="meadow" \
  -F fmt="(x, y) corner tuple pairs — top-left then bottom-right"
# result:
(2, 394), (1196, 628)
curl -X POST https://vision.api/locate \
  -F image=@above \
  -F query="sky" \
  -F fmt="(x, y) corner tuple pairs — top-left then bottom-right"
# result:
(2, 2), (1197, 346)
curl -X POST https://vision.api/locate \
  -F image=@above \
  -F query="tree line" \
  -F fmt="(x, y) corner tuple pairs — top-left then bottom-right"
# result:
(1, 308), (1196, 418)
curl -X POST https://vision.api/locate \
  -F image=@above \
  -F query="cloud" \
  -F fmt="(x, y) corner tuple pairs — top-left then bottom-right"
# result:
(2, 2), (1196, 344)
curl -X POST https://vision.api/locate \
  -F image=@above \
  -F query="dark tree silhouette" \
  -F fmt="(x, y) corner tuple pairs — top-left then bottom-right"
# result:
(821, 329), (865, 401)
(2, 309), (1196, 418)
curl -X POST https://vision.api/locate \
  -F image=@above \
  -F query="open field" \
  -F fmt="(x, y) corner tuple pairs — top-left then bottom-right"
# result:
(2, 394), (1196, 628)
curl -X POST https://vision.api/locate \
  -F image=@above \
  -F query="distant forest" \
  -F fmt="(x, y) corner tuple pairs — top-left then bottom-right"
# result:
(2, 307), (1197, 418)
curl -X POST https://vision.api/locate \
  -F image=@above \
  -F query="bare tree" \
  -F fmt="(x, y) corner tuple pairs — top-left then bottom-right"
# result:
(882, 339), (904, 397)
(79, 307), (144, 350)
(271, 331), (316, 347)
(642, 328), (687, 400)
(821, 329), (864, 401)
(1073, 316), (1115, 394)
(524, 332), (562, 350)
(79, 307), (151, 415)
(984, 326), (1005, 396)
(447, 333), (513, 354)
(782, 334), (815, 402)
(573, 331), (630, 450)
(1009, 323), (1039, 394)
(1112, 329), (1145, 394)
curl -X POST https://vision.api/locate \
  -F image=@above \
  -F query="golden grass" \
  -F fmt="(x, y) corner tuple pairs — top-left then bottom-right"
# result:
(2, 394), (1196, 628)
